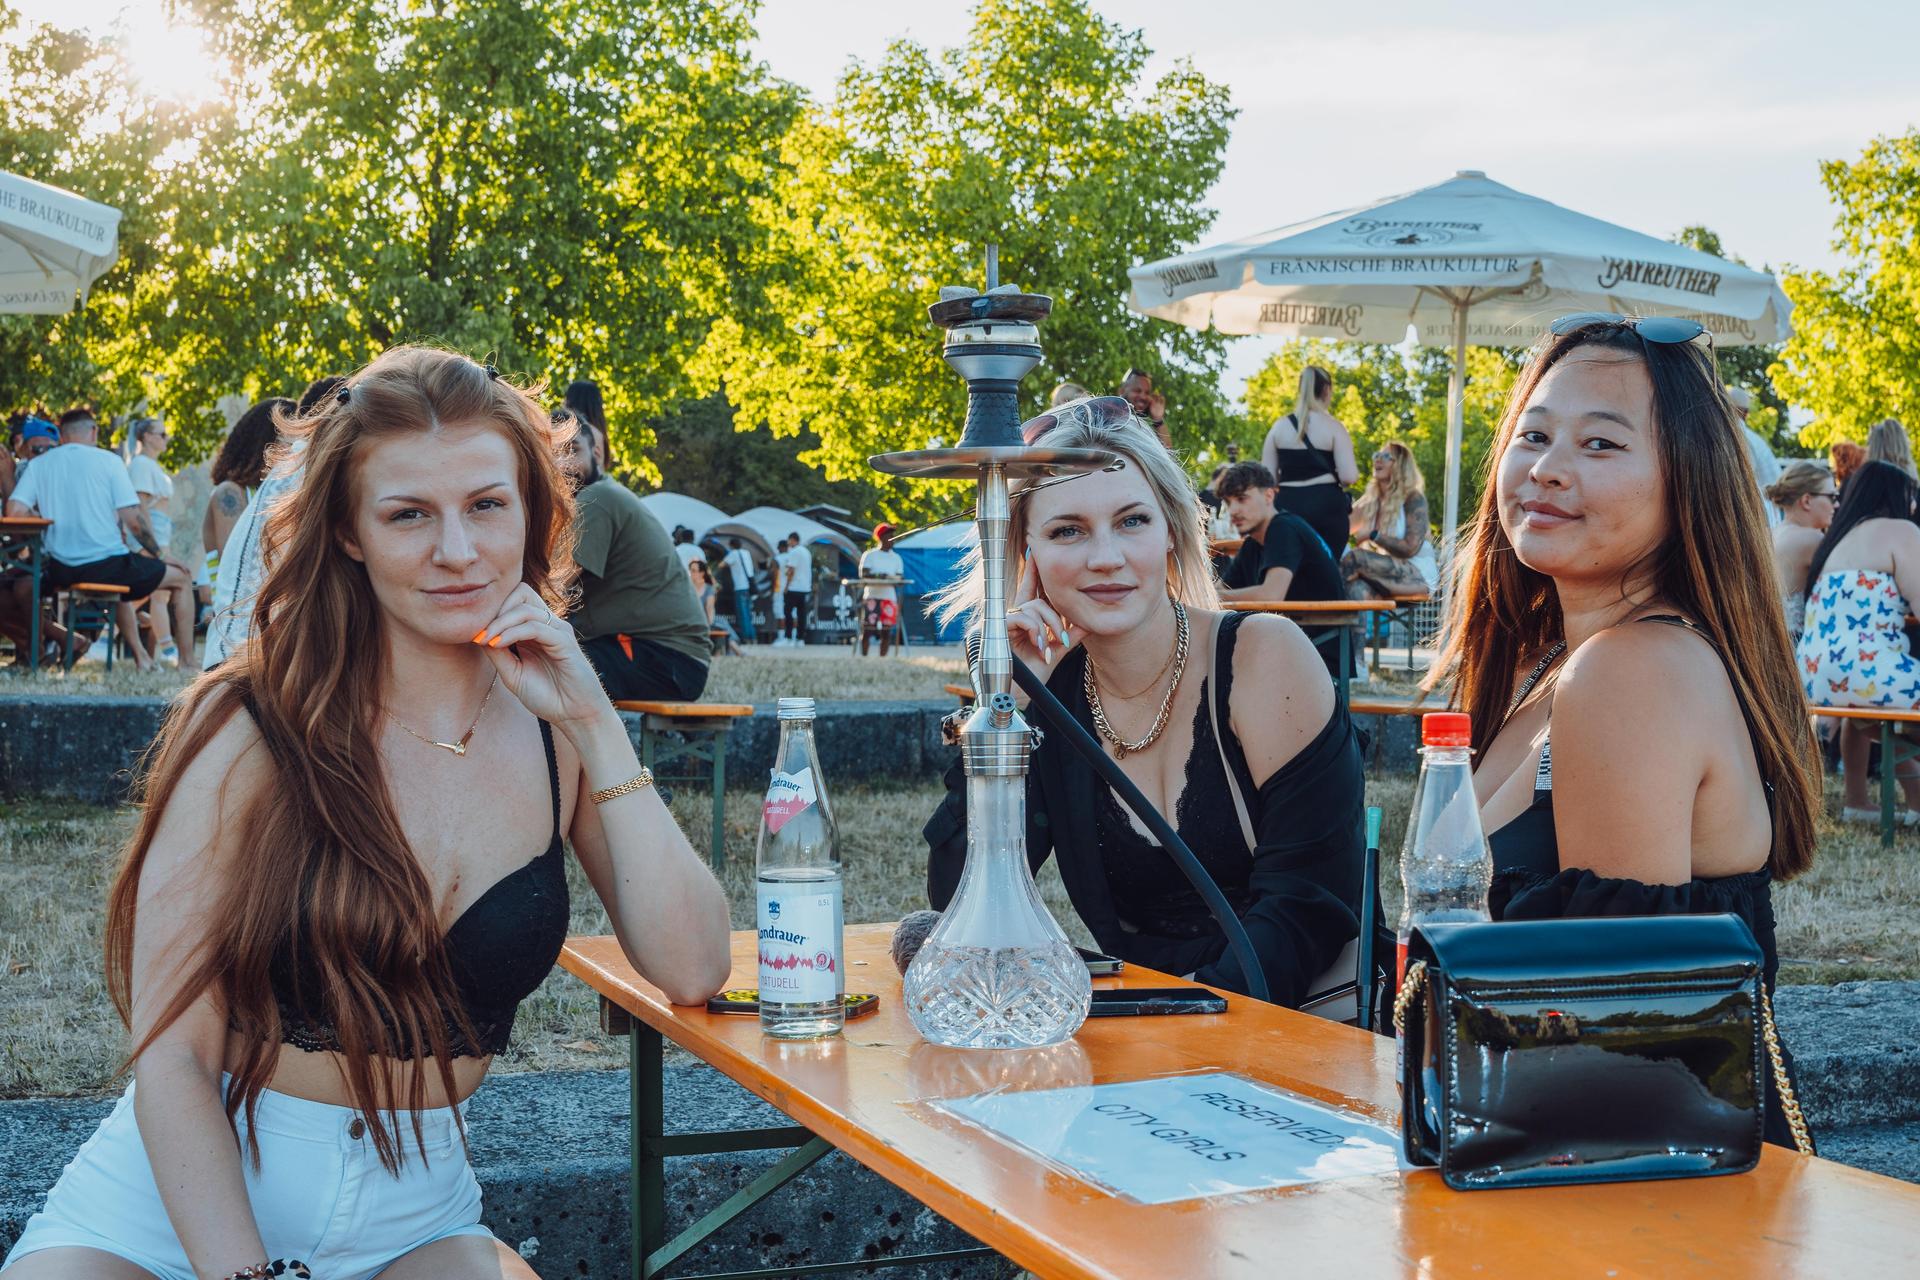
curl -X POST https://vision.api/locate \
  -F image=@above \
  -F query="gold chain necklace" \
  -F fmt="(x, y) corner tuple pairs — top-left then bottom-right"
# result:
(385, 672), (498, 757)
(1084, 602), (1189, 758)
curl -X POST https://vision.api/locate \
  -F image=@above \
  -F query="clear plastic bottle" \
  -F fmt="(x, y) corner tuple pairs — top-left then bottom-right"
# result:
(756, 698), (844, 1039)
(1397, 711), (1494, 984)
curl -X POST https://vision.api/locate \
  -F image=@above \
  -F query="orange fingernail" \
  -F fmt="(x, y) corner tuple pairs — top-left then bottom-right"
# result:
(489, 636), (503, 647)
(473, 630), (488, 644)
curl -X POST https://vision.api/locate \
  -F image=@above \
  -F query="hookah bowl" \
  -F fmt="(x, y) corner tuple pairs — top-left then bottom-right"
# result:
(871, 264), (1110, 1049)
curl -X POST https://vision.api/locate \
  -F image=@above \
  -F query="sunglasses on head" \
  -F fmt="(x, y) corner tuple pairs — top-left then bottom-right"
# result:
(1021, 394), (1138, 444)
(1548, 312), (1708, 346)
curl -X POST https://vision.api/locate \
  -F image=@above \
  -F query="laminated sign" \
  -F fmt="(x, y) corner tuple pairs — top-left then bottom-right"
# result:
(931, 1072), (1404, 1203)
(763, 768), (817, 834)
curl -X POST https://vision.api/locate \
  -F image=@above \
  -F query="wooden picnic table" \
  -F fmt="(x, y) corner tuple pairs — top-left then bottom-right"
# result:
(1222, 598), (1397, 709)
(560, 924), (1920, 1280)
(0, 515), (52, 671)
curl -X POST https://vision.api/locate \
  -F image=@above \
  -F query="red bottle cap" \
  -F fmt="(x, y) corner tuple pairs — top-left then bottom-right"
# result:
(1421, 712), (1472, 747)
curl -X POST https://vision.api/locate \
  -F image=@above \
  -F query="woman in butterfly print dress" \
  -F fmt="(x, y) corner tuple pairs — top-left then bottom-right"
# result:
(1797, 460), (1920, 822)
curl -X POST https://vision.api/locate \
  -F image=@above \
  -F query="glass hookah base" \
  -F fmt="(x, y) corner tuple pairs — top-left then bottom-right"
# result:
(903, 940), (1093, 1049)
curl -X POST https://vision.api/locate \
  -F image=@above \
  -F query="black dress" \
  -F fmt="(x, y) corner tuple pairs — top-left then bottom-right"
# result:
(1266, 413), (1353, 556)
(923, 612), (1367, 1006)
(1485, 617), (1810, 1150)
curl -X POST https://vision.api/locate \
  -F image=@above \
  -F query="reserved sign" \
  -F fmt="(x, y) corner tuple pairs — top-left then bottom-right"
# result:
(932, 1072), (1402, 1204)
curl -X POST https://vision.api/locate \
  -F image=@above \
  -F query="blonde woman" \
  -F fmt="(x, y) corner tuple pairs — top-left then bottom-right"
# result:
(1343, 440), (1437, 600)
(1766, 461), (1837, 644)
(1257, 364), (1359, 556)
(1867, 417), (1916, 480)
(923, 396), (1366, 1006)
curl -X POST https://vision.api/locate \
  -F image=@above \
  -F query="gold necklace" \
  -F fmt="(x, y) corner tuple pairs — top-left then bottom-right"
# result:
(386, 672), (498, 757)
(1084, 602), (1189, 758)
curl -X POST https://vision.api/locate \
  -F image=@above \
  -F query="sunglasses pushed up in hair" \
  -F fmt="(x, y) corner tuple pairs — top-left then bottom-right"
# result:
(1548, 312), (1709, 347)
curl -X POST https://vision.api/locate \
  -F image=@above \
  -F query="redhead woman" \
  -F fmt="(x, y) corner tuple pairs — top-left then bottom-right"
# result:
(1438, 315), (1821, 1150)
(924, 397), (1366, 1007)
(4, 347), (731, 1280)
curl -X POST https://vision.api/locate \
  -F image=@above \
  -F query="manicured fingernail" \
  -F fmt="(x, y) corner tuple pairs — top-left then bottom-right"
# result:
(489, 636), (503, 647)
(473, 631), (488, 644)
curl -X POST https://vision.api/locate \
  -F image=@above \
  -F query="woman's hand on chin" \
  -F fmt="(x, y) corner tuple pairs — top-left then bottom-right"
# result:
(1006, 557), (1080, 689)
(474, 583), (611, 733)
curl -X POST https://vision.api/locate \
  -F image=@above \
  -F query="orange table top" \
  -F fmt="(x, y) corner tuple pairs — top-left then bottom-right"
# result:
(1223, 599), (1396, 614)
(0, 515), (52, 530)
(560, 925), (1920, 1279)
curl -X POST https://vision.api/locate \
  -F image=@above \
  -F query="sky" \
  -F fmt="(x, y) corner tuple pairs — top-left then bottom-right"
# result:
(17, 0), (1920, 400)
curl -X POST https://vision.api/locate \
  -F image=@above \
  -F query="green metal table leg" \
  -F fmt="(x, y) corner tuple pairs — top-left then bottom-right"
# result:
(645, 1136), (834, 1278)
(642, 721), (659, 776)
(634, 1019), (666, 1280)
(709, 729), (728, 871)
(27, 538), (41, 673)
(1337, 625), (1352, 712)
(1884, 721), (1897, 848)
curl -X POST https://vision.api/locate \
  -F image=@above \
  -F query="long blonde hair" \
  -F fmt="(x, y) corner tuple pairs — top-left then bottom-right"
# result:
(1291, 364), (1333, 429)
(933, 396), (1218, 628)
(1353, 440), (1424, 531)
(1867, 418), (1915, 480)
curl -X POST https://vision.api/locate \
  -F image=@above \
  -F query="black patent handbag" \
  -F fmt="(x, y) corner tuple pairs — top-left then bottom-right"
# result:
(1395, 915), (1812, 1190)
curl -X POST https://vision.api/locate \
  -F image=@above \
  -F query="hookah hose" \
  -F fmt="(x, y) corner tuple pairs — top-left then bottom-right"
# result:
(1006, 654), (1272, 1004)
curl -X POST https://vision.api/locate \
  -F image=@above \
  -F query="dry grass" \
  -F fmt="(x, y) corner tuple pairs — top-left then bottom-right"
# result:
(3, 771), (1909, 1099)
(0, 650), (968, 705)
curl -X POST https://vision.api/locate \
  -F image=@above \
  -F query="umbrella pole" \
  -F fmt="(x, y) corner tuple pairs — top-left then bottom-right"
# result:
(1441, 295), (1469, 617)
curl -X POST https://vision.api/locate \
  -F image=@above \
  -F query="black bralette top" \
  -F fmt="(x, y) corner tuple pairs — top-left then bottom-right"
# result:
(258, 710), (571, 1059)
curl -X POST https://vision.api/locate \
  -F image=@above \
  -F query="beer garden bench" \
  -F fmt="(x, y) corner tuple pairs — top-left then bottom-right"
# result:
(611, 700), (755, 870)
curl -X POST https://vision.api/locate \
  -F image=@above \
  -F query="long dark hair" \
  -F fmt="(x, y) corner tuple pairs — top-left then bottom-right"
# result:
(1433, 322), (1820, 881)
(211, 398), (291, 488)
(106, 347), (578, 1172)
(1805, 460), (1918, 593)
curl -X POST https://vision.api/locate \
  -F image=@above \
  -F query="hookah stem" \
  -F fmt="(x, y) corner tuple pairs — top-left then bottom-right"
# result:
(975, 462), (1013, 704)
(1008, 654), (1271, 1004)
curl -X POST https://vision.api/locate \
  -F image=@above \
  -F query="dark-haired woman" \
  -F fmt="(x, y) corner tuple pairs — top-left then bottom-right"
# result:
(3, 348), (731, 1279)
(1437, 316), (1821, 1151)
(1796, 459), (1920, 823)
(201, 399), (286, 581)
(1258, 364), (1359, 558)
(564, 378), (609, 471)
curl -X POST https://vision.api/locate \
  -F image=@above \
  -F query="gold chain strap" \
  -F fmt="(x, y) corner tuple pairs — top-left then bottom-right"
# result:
(1393, 958), (1812, 1157)
(1392, 959), (1427, 1038)
(1760, 984), (1815, 1155)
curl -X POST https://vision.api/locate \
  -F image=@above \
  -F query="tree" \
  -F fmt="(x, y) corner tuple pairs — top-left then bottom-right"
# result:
(1773, 129), (1920, 450)
(693, 0), (1237, 520)
(4, 1), (800, 477)
(1670, 225), (1799, 454)
(650, 393), (878, 516)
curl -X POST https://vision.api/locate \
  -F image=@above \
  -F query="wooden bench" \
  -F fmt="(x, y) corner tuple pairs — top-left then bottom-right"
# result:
(611, 700), (755, 869)
(1349, 696), (1425, 718)
(944, 681), (975, 707)
(61, 582), (130, 671)
(1365, 592), (1436, 674)
(1809, 705), (1920, 846)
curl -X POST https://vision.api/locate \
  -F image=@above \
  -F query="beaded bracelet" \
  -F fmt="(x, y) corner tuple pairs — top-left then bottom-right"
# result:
(224, 1261), (311, 1280)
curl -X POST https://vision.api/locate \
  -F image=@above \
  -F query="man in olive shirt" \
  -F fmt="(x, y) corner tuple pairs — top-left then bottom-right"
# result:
(557, 419), (711, 700)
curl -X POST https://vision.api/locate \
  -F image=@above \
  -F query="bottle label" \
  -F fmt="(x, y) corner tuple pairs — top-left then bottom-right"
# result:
(763, 767), (817, 835)
(757, 880), (842, 1004)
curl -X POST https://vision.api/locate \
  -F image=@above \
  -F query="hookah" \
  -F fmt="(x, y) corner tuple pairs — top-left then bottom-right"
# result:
(873, 249), (1269, 1052)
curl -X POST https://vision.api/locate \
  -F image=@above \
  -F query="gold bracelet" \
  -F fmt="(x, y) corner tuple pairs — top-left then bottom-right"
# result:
(591, 768), (656, 805)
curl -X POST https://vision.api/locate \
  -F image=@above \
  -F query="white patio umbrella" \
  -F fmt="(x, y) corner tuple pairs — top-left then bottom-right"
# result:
(0, 170), (121, 313)
(1129, 169), (1792, 592)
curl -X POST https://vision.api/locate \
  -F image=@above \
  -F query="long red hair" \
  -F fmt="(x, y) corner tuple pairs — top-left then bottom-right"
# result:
(1430, 325), (1819, 880)
(105, 347), (577, 1170)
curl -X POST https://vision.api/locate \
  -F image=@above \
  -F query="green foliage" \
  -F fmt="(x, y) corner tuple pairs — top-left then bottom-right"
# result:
(1669, 225), (1800, 455)
(650, 394), (878, 515)
(2, 0), (800, 478)
(1239, 340), (1520, 528)
(692, 0), (1237, 520)
(1773, 129), (1920, 452)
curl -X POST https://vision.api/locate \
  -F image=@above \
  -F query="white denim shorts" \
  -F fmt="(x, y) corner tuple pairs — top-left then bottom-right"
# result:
(4, 1077), (491, 1280)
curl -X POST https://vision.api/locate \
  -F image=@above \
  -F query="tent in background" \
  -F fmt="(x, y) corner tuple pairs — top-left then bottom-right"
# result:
(707, 506), (860, 567)
(637, 491), (730, 542)
(895, 521), (977, 643)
